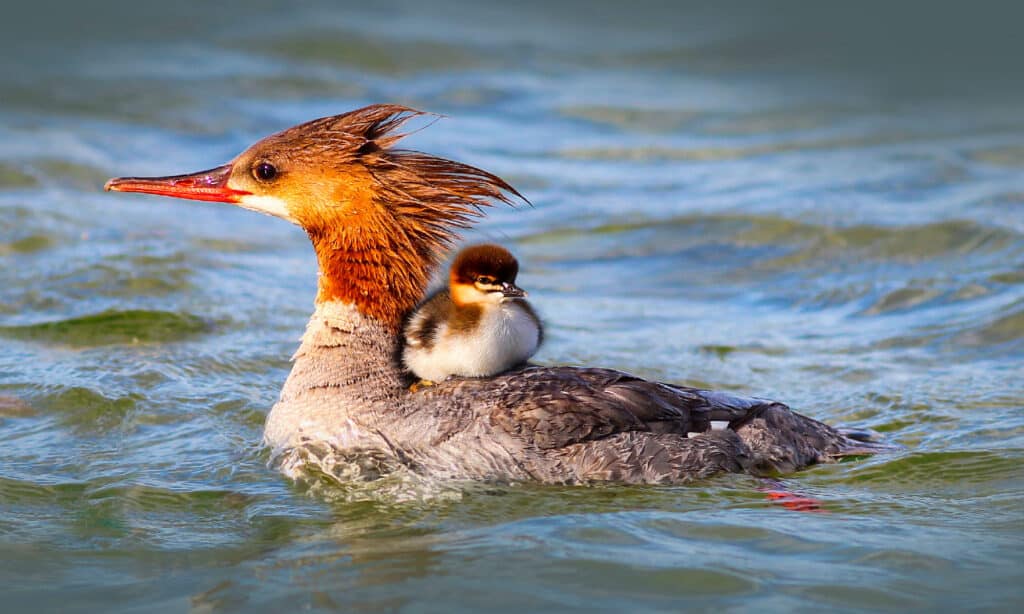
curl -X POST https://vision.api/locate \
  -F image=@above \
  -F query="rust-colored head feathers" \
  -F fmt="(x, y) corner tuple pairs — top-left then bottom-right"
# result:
(254, 105), (524, 326)
(106, 104), (526, 330)
(240, 104), (523, 238)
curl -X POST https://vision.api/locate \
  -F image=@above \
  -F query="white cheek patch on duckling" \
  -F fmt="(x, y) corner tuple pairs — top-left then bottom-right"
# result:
(237, 194), (298, 225)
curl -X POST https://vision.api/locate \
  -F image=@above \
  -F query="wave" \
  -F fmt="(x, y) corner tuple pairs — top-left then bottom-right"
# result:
(0, 310), (209, 347)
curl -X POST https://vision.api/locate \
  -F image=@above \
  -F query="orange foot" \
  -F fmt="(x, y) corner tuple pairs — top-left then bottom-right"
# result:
(759, 479), (827, 513)
(764, 490), (826, 512)
(409, 379), (436, 393)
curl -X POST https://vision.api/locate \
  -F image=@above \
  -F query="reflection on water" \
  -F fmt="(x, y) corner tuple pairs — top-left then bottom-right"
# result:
(1, 1), (1023, 612)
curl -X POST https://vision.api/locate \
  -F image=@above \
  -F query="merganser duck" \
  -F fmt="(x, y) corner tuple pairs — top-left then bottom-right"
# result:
(105, 104), (889, 484)
(402, 243), (542, 385)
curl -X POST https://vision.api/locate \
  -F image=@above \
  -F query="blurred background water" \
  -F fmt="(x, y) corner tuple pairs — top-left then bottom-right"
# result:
(1, 1), (1023, 612)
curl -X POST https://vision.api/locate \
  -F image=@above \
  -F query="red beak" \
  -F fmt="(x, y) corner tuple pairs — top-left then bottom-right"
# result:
(104, 164), (250, 203)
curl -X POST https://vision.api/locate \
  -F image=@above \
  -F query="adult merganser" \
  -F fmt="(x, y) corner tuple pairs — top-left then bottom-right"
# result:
(105, 104), (887, 484)
(402, 243), (542, 385)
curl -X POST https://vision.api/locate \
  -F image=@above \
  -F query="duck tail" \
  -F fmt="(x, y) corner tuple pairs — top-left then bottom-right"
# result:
(833, 427), (903, 457)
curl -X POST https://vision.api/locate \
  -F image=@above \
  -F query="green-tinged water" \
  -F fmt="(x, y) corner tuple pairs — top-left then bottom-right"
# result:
(1, 1), (1022, 612)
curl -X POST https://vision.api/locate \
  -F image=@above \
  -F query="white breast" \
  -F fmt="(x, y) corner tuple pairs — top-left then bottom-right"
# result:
(404, 302), (540, 382)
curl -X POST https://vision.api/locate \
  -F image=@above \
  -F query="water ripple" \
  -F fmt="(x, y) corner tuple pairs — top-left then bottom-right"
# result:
(2, 2), (1023, 611)
(0, 310), (209, 346)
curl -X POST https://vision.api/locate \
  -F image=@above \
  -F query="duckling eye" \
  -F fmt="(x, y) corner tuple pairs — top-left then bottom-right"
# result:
(253, 162), (277, 182)
(476, 276), (496, 285)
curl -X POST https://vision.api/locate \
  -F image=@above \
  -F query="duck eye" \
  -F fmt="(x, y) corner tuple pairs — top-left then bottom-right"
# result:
(476, 276), (495, 285)
(253, 162), (277, 182)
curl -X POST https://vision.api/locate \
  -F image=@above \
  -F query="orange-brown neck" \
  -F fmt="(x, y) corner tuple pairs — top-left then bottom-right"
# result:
(309, 217), (435, 332)
(301, 176), (440, 331)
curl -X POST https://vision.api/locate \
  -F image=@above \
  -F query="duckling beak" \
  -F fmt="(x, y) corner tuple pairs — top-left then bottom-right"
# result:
(501, 281), (527, 299)
(104, 164), (251, 203)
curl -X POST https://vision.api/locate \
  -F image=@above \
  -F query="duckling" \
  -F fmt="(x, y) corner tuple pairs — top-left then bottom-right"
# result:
(402, 244), (542, 385)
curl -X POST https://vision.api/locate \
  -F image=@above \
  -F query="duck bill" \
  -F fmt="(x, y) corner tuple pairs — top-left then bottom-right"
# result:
(104, 164), (250, 203)
(501, 281), (527, 299)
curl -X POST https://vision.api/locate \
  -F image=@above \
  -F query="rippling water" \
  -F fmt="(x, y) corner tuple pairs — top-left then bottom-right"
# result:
(2, 1), (1023, 611)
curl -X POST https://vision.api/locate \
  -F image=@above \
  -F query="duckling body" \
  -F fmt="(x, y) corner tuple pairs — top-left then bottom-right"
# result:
(403, 244), (542, 382)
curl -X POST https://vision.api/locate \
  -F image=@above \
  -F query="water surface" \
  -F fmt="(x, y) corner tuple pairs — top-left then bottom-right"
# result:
(1, 1), (1023, 612)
